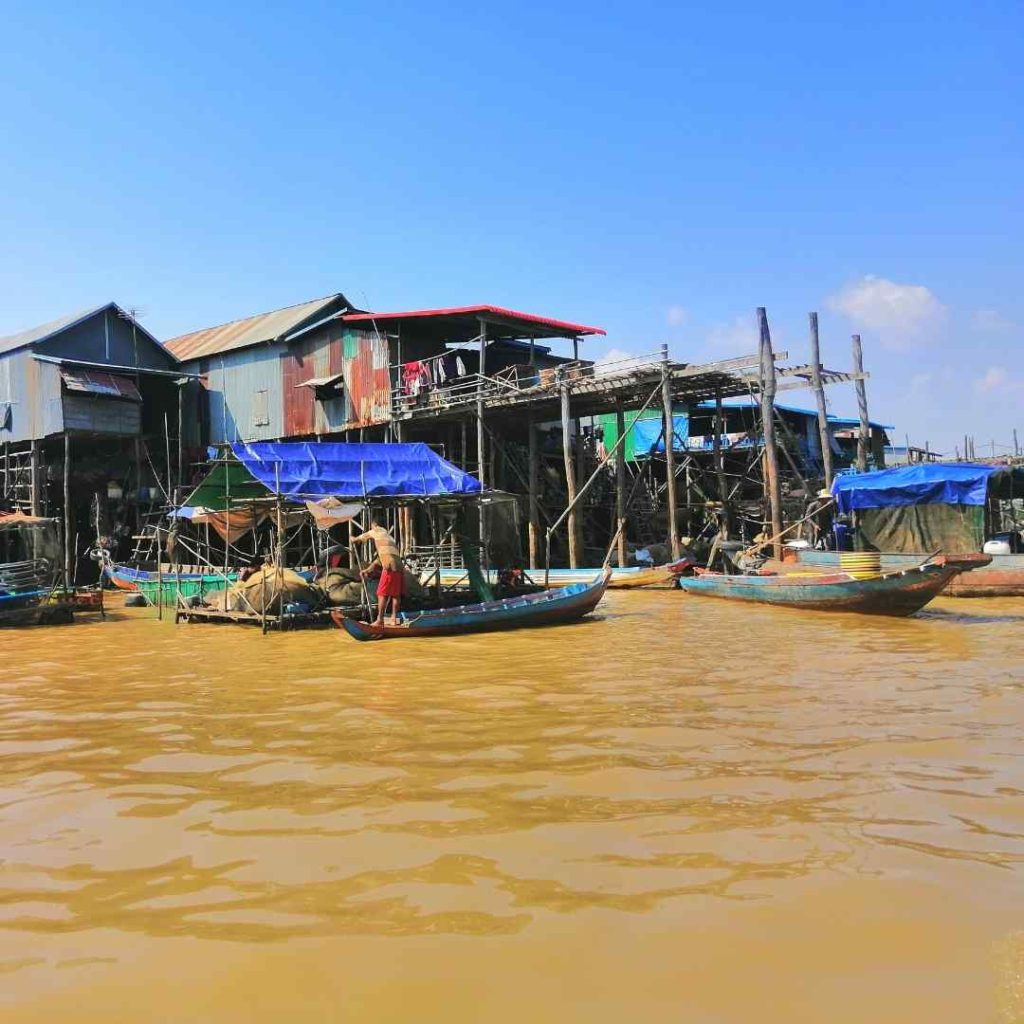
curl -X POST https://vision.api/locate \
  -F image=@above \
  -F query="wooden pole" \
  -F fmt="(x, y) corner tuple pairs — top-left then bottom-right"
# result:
(29, 439), (40, 515)
(527, 417), (540, 569)
(661, 344), (680, 559)
(614, 400), (627, 566)
(63, 432), (72, 586)
(1014, 428), (1020, 457)
(560, 383), (580, 568)
(851, 334), (869, 472)
(758, 308), (783, 559)
(177, 383), (184, 496)
(477, 320), (487, 565)
(808, 312), (834, 487)
(713, 390), (730, 538)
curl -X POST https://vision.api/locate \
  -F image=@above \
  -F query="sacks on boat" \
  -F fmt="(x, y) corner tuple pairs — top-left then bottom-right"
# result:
(213, 566), (322, 614)
(317, 568), (365, 607)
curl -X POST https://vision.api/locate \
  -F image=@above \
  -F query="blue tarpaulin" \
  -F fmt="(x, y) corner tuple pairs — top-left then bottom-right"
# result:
(632, 414), (689, 455)
(230, 441), (483, 498)
(832, 463), (999, 512)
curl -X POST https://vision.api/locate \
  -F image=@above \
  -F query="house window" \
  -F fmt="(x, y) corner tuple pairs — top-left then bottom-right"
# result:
(252, 390), (270, 427)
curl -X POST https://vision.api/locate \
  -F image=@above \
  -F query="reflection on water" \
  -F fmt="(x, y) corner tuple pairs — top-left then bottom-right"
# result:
(2, 593), (1024, 1021)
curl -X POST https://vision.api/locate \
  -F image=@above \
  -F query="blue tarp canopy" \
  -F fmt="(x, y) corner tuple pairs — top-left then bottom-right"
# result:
(632, 415), (688, 455)
(230, 441), (483, 499)
(832, 463), (1000, 512)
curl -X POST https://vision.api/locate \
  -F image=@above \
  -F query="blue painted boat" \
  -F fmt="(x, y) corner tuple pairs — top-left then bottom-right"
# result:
(423, 564), (675, 590)
(675, 556), (985, 616)
(0, 514), (62, 625)
(334, 568), (611, 640)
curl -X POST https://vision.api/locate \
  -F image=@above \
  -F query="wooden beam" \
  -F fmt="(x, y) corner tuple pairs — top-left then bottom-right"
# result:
(661, 345), (680, 559)
(852, 333), (869, 472)
(478, 318), (488, 562)
(560, 384), (580, 568)
(758, 308), (783, 559)
(29, 439), (40, 516)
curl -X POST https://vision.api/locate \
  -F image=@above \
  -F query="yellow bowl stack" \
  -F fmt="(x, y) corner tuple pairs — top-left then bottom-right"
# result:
(839, 551), (882, 580)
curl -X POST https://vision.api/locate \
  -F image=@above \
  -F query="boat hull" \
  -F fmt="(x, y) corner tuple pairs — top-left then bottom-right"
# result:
(676, 560), (967, 616)
(423, 565), (674, 590)
(335, 570), (610, 639)
(790, 550), (1024, 597)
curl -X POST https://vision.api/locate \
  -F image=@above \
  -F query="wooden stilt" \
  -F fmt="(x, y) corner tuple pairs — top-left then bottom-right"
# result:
(661, 344), (680, 559)
(560, 383), (580, 568)
(29, 439), (40, 515)
(852, 333), (869, 472)
(614, 400), (627, 567)
(758, 308), (783, 560)
(528, 417), (540, 569)
(63, 432), (72, 585)
(808, 312), (834, 487)
(713, 390), (730, 538)
(477, 320), (488, 564)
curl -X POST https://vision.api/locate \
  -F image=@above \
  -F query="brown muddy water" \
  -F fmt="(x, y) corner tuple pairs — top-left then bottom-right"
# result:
(1, 592), (1023, 1023)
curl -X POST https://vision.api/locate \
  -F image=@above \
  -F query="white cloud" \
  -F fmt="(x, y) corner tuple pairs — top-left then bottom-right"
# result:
(594, 347), (650, 375)
(825, 275), (944, 349)
(705, 315), (759, 353)
(666, 305), (688, 328)
(909, 372), (932, 397)
(974, 366), (1015, 394)
(971, 308), (1016, 333)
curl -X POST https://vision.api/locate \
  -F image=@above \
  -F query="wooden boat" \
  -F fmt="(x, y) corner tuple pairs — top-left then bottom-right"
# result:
(788, 549), (1024, 598)
(674, 555), (988, 616)
(423, 564), (675, 590)
(335, 568), (611, 640)
(0, 514), (63, 625)
(103, 563), (241, 602)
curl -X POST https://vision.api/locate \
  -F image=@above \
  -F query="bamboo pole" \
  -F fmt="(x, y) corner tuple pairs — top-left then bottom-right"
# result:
(713, 390), (730, 538)
(661, 344), (680, 560)
(808, 312), (834, 486)
(30, 439), (40, 515)
(851, 334), (869, 472)
(758, 308), (783, 560)
(560, 383), (580, 568)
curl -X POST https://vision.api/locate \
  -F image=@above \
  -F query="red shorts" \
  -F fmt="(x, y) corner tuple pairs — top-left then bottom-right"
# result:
(376, 568), (405, 598)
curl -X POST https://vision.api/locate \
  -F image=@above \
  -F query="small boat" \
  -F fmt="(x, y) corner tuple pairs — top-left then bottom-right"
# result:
(103, 562), (241, 602)
(674, 555), (988, 616)
(423, 564), (675, 590)
(335, 568), (611, 640)
(0, 514), (63, 626)
(788, 549), (1024, 598)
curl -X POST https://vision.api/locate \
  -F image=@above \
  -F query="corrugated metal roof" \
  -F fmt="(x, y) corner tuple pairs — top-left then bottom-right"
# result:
(0, 304), (110, 356)
(164, 294), (351, 361)
(339, 305), (606, 338)
(0, 302), (168, 360)
(60, 368), (141, 401)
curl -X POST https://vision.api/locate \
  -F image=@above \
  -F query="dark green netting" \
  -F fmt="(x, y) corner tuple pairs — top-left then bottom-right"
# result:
(854, 503), (985, 553)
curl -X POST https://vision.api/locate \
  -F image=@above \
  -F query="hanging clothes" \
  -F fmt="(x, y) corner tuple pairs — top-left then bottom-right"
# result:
(402, 361), (431, 395)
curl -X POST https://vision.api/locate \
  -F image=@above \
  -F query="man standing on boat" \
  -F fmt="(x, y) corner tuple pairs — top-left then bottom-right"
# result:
(351, 518), (406, 626)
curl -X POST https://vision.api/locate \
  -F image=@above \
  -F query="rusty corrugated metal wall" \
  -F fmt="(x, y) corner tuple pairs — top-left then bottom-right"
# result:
(341, 328), (390, 429)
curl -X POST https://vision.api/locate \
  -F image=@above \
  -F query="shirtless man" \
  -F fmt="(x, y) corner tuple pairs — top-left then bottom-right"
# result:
(351, 518), (405, 625)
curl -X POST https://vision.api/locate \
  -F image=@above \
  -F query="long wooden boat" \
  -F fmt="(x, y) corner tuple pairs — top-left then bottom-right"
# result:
(103, 563), (241, 601)
(335, 568), (611, 640)
(674, 556), (987, 616)
(788, 549), (1023, 598)
(423, 564), (675, 590)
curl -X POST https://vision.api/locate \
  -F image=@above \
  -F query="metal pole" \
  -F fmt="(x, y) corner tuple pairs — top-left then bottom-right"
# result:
(808, 312), (834, 487)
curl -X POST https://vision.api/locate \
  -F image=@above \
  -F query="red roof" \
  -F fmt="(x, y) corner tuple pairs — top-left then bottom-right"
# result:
(339, 305), (605, 339)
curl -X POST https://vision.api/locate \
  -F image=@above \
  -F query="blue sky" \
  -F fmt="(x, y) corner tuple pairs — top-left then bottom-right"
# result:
(1, 2), (1020, 453)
